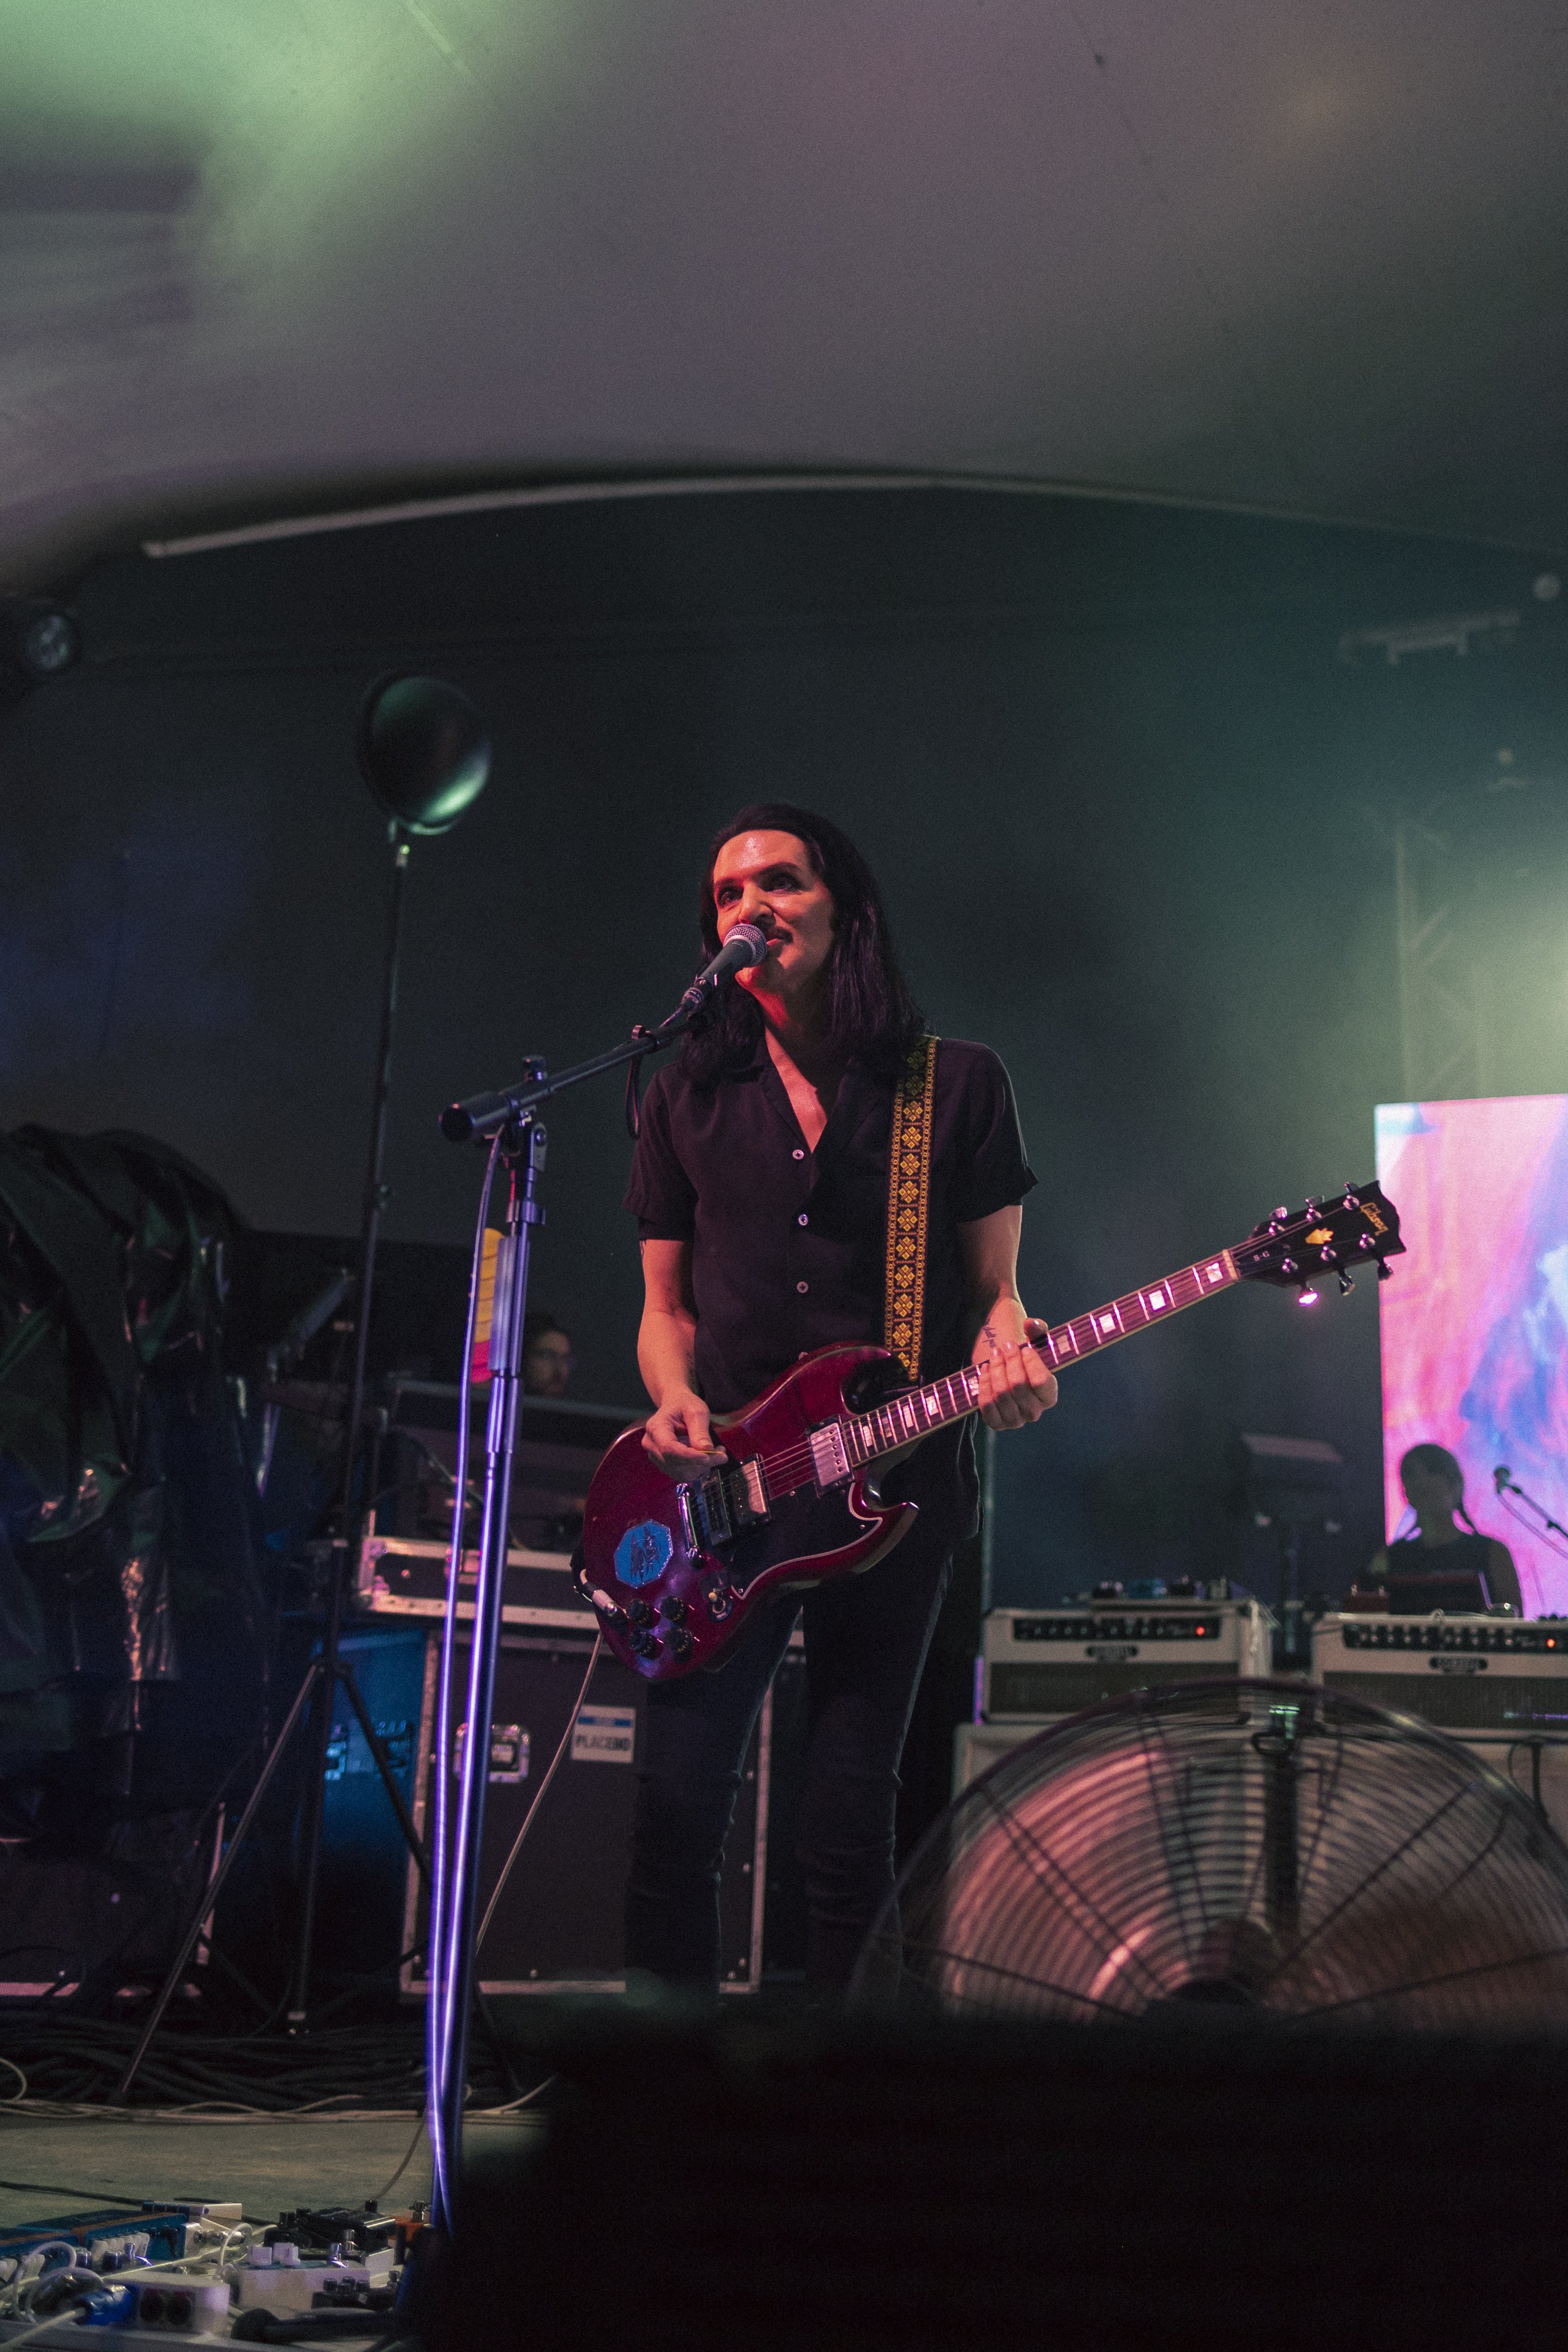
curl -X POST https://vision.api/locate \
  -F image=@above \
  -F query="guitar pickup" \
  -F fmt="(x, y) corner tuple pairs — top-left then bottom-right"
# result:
(692, 1461), (769, 1547)
(809, 1424), (850, 1488)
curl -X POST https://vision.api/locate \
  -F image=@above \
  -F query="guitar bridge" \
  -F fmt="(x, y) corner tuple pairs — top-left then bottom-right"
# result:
(691, 1459), (770, 1549)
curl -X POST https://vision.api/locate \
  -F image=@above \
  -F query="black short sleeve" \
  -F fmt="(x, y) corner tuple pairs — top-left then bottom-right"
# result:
(623, 1068), (697, 1242)
(946, 1044), (1037, 1224)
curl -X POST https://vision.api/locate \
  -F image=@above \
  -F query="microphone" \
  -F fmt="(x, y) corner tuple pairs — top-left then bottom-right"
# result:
(678, 923), (768, 1009)
(1495, 1465), (1512, 1494)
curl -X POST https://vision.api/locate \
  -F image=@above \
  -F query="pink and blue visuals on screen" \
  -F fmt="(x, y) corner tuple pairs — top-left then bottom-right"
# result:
(1377, 1093), (1568, 1615)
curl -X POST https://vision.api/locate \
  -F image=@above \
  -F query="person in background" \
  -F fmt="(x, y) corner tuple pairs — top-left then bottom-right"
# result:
(1365, 1443), (1521, 1612)
(522, 1310), (575, 1397)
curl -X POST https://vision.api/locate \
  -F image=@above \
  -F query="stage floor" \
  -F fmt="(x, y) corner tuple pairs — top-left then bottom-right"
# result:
(0, 2109), (542, 2227)
(2, 2114), (412, 2228)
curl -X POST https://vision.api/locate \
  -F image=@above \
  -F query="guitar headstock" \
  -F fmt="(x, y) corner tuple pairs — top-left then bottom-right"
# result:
(1234, 1181), (1404, 1301)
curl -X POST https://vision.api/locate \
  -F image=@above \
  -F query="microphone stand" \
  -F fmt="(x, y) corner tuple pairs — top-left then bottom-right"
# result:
(1495, 1472), (1568, 1552)
(426, 978), (727, 2235)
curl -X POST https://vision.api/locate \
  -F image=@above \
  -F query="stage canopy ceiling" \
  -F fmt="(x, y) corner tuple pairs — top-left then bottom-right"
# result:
(4, 1), (1565, 588)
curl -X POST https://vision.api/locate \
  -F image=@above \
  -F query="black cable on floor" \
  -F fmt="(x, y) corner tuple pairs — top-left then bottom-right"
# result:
(0, 2177), (152, 2208)
(0, 2015), (521, 2113)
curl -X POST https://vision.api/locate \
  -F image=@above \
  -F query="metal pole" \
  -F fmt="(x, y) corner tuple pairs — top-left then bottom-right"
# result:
(289, 827), (411, 2030)
(1260, 1700), (1302, 1944)
(431, 1116), (546, 2228)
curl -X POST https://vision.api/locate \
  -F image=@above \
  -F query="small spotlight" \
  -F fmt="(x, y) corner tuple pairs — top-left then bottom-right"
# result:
(1296, 1286), (1320, 1308)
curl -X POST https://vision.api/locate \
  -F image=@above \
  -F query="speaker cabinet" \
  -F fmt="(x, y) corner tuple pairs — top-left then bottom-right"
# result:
(312, 1624), (773, 1994)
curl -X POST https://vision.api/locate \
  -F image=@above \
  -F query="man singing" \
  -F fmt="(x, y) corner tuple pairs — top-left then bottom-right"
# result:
(623, 804), (1055, 1996)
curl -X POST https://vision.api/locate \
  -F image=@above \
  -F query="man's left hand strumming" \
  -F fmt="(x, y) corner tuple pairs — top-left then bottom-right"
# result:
(960, 1202), (1059, 1431)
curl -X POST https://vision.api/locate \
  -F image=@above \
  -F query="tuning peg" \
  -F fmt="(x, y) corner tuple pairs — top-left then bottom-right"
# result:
(1318, 1244), (1336, 1264)
(1303, 1195), (1320, 1214)
(1280, 1257), (1298, 1276)
(1343, 1185), (1362, 1207)
(1296, 1285), (1320, 1308)
(1358, 1233), (1374, 1252)
(1377, 1261), (1392, 1281)
(1274, 1205), (1288, 1221)
(1338, 1271), (1355, 1295)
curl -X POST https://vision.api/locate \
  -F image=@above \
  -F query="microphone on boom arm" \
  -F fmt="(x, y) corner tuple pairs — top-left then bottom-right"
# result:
(675, 922), (768, 1015)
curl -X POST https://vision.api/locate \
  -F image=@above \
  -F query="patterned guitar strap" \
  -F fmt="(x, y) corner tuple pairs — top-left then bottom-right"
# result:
(883, 1034), (940, 1380)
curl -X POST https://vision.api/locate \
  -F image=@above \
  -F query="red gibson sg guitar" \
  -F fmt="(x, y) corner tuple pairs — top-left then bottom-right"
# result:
(578, 1183), (1404, 1681)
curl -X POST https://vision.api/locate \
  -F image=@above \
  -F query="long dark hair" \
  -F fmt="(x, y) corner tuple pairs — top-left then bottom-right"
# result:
(679, 802), (924, 1086)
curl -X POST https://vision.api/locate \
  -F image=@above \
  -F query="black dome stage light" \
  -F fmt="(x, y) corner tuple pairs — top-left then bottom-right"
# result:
(356, 672), (490, 835)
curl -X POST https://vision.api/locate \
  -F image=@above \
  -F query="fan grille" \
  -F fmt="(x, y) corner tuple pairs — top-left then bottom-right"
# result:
(857, 1678), (1568, 2028)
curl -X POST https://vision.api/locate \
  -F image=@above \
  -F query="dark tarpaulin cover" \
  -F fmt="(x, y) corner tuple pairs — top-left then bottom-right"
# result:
(0, 1126), (267, 1821)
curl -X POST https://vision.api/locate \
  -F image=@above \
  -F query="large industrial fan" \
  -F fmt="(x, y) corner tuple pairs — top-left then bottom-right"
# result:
(854, 1680), (1568, 2027)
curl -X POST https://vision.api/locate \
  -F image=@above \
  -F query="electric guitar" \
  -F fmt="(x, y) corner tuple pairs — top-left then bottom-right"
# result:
(578, 1182), (1403, 1681)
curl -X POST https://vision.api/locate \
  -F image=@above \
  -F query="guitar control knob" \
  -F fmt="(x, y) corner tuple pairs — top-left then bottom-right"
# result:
(660, 1596), (688, 1624)
(628, 1600), (655, 1629)
(630, 1629), (660, 1659)
(666, 1628), (694, 1662)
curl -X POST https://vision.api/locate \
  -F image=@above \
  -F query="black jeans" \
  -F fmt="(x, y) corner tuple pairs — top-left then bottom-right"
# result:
(625, 1515), (955, 1996)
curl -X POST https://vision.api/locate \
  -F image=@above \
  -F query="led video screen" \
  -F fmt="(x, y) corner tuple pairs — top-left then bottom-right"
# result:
(1377, 1094), (1568, 1615)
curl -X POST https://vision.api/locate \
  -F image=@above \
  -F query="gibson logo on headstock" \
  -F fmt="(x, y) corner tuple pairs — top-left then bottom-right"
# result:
(1361, 1204), (1388, 1234)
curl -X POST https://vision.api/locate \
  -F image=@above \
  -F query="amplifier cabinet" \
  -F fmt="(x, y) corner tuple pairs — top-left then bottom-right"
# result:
(1313, 1613), (1568, 1838)
(400, 1628), (768, 1996)
(980, 1597), (1273, 1722)
(953, 1719), (1047, 1796)
(1312, 1614), (1568, 1731)
(312, 1622), (771, 1996)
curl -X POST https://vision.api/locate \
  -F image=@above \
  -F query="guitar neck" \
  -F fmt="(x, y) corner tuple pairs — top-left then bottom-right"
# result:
(843, 1246), (1241, 1467)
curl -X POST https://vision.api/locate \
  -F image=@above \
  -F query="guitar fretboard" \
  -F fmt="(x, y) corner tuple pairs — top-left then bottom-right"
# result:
(840, 1249), (1239, 1469)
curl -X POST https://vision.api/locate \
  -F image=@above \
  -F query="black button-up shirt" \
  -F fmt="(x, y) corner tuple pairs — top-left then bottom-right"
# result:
(624, 1034), (1036, 1538)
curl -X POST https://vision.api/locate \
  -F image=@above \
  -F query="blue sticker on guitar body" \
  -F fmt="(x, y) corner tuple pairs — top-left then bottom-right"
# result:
(615, 1518), (674, 1589)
